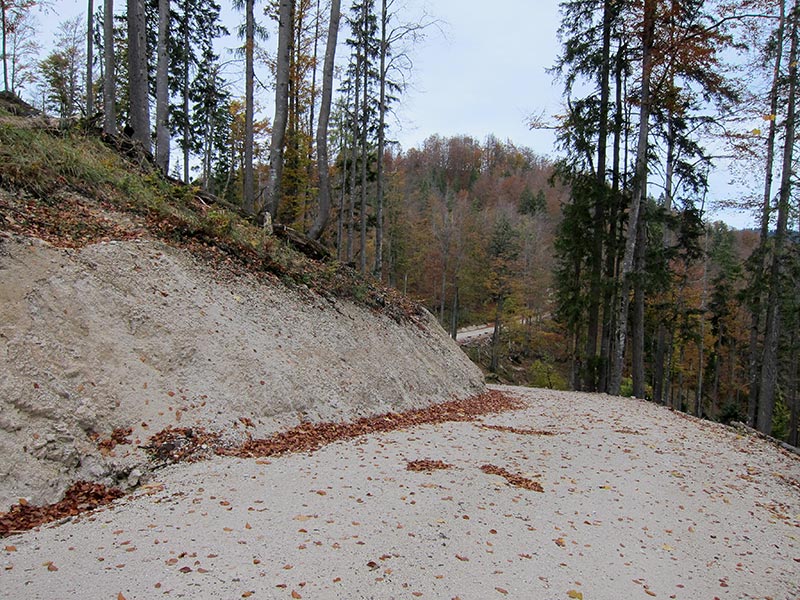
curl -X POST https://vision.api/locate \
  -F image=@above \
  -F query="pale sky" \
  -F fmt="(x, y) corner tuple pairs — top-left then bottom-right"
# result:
(389, 0), (562, 154)
(36, 0), (754, 228)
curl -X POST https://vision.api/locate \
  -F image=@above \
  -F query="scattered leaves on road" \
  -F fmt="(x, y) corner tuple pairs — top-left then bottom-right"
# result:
(480, 464), (544, 492)
(406, 459), (453, 472)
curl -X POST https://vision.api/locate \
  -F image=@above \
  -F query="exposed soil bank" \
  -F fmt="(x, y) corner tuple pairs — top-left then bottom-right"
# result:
(0, 235), (484, 507)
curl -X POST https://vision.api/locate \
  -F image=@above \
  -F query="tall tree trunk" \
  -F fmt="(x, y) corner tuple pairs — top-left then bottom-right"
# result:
(309, 0), (341, 240)
(347, 69), (360, 263)
(599, 41), (625, 394)
(289, 0), (301, 224)
(654, 114), (676, 404)
(583, 0), (613, 392)
(102, 0), (116, 134)
(373, 0), (388, 277)
(306, 0), (320, 225)
(154, 0), (170, 173)
(749, 0), (786, 427)
(86, 0), (94, 116)
(632, 214), (646, 398)
(347, 64), (361, 263)
(243, 0), (256, 214)
(758, 0), (798, 434)
(181, 0), (190, 183)
(610, 0), (655, 396)
(359, 0), (369, 274)
(2, 5), (8, 92)
(127, 0), (151, 151)
(696, 227), (709, 417)
(266, 0), (294, 223)
(336, 112), (347, 258)
(182, 55), (189, 182)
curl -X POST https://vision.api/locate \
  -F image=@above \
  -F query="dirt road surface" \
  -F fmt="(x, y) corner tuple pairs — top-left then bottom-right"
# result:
(3, 386), (798, 600)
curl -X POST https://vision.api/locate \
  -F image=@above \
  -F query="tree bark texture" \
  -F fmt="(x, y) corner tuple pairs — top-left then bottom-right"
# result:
(243, 0), (255, 214)
(758, 1), (798, 435)
(2, 4), (8, 92)
(583, 0), (614, 391)
(127, 0), (151, 151)
(610, 0), (655, 396)
(359, 0), (369, 275)
(308, 0), (341, 240)
(266, 0), (294, 223)
(749, 0), (786, 426)
(102, 0), (116, 134)
(154, 0), (170, 173)
(632, 215), (646, 399)
(86, 0), (94, 116)
(374, 0), (388, 278)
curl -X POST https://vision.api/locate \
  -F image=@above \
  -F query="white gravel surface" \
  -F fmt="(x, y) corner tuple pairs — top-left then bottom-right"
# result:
(3, 386), (798, 600)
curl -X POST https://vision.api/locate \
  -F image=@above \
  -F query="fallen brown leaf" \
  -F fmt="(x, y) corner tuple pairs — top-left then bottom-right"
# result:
(481, 464), (543, 492)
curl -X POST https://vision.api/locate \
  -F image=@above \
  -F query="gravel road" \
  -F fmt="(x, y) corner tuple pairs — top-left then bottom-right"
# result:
(2, 386), (798, 600)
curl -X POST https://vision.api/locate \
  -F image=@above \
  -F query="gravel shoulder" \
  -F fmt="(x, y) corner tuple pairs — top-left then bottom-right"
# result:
(3, 386), (798, 600)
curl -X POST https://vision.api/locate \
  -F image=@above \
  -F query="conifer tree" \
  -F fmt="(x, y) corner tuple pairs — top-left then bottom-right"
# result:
(170, 0), (226, 182)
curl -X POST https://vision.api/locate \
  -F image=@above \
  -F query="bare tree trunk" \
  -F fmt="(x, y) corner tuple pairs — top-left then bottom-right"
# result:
(127, 0), (151, 151)
(154, 0), (170, 173)
(599, 42), (625, 393)
(749, 0), (786, 427)
(632, 215), (646, 398)
(182, 48), (189, 182)
(308, 0), (341, 240)
(696, 227), (709, 417)
(306, 0), (321, 226)
(347, 70), (359, 263)
(336, 112), (347, 259)
(243, 0), (255, 214)
(583, 0), (613, 392)
(610, 0), (655, 396)
(2, 5), (8, 92)
(359, 0), (369, 275)
(373, 0), (388, 277)
(758, 1), (798, 435)
(265, 0), (294, 223)
(86, 0), (94, 116)
(102, 0), (116, 134)
(654, 114), (676, 404)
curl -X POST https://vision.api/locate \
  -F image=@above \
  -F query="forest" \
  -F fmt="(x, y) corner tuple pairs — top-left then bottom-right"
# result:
(1, 0), (798, 445)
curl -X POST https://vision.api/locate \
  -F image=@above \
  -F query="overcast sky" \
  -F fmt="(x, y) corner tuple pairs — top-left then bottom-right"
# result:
(388, 0), (562, 154)
(37, 0), (753, 227)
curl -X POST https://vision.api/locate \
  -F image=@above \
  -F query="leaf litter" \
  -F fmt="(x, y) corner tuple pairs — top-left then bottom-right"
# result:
(1, 391), (523, 536)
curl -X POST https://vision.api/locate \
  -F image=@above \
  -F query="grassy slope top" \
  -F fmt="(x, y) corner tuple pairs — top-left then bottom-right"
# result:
(0, 96), (419, 324)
